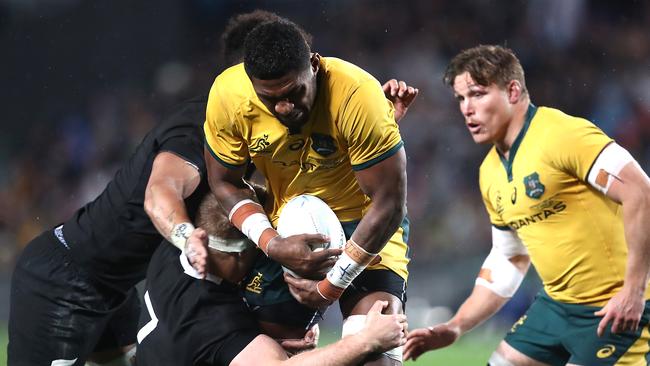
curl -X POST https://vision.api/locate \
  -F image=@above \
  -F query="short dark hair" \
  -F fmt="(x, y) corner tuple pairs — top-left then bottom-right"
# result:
(221, 10), (283, 68)
(444, 45), (527, 94)
(243, 20), (311, 80)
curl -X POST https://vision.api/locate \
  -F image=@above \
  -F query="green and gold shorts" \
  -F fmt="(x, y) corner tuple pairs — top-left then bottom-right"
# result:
(505, 291), (650, 366)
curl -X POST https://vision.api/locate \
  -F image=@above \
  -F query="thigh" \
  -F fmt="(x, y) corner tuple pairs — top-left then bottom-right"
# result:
(339, 269), (406, 317)
(503, 293), (571, 366)
(93, 287), (141, 352)
(8, 230), (123, 366)
(564, 300), (650, 366)
(494, 341), (553, 366)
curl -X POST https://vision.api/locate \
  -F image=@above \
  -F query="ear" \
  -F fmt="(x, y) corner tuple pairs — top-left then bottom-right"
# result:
(310, 53), (321, 74)
(507, 80), (522, 103)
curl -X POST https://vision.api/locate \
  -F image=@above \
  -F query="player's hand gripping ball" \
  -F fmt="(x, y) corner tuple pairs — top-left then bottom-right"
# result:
(276, 195), (346, 277)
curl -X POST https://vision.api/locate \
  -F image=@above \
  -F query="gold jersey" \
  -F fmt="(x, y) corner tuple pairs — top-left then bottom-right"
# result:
(204, 57), (408, 279)
(480, 104), (648, 305)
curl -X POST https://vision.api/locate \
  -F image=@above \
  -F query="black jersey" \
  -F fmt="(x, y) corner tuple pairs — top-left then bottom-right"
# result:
(61, 95), (210, 292)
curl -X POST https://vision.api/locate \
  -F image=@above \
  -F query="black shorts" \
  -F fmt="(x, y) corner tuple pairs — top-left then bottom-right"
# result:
(8, 228), (140, 366)
(136, 243), (259, 366)
(340, 268), (408, 312)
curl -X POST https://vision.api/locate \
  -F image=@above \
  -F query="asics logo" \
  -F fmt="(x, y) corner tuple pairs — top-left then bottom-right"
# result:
(596, 344), (616, 359)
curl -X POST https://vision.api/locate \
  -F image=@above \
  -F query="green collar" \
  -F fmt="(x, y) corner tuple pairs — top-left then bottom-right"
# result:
(498, 103), (537, 182)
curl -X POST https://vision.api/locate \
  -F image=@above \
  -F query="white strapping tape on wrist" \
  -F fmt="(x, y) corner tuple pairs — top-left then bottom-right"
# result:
(170, 222), (195, 251)
(326, 252), (366, 289)
(240, 212), (274, 246)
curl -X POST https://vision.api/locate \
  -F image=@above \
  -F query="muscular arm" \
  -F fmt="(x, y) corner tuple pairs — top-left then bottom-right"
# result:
(449, 254), (530, 334)
(404, 253), (530, 361)
(144, 151), (201, 244)
(145, 151), (209, 276)
(351, 147), (407, 253)
(204, 147), (257, 210)
(595, 161), (650, 335)
(606, 162), (650, 295)
(204, 147), (336, 278)
(232, 301), (406, 366)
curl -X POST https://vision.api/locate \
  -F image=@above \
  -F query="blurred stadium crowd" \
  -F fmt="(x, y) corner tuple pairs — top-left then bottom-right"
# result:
(1, 0), (650, 321)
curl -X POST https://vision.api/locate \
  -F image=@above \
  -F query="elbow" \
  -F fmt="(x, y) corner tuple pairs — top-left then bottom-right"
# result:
(384, 194), (407, 227)
(143, 186), (155, 219)
(143, 182), (167, 220)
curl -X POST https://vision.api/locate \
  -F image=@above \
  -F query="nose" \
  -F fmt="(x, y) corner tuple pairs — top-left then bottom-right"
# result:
(275, 100), (295, 116)
(460, 99), (474, 117)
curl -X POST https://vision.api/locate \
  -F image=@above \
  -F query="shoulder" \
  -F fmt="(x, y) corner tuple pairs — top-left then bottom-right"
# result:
(534, 106), (604, 138)
(208, 63), (256, 116)
(321, 57), (381, 93)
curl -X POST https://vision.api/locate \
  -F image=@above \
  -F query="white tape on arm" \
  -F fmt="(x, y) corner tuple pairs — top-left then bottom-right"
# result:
(317, 240), (377, 301)
(170, 222), (195, 251)
(587, 143), (635, 194)
(475, 228), (528, 298)
(229, 199), (278, 254)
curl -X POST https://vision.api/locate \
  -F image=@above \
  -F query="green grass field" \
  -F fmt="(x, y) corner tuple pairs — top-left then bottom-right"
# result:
(0, 325), (499, 365)
(319, 328), (501, 365)
(1, 324), (7, 366)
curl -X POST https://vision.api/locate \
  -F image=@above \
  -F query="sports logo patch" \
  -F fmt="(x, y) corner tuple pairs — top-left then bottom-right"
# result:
(250, 134), (270, 152)
(311, 133), (337, 156)
(596, 344), (616, 359)
(523, 172), (545, 199)
(245, 272), (263, 294)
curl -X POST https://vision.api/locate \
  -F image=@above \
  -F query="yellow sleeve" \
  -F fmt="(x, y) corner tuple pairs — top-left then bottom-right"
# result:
(544, 117), (613, 181)
(338, 80), (403, 171)
(203, 78), (249, 168)
(479, 167), (508, 228)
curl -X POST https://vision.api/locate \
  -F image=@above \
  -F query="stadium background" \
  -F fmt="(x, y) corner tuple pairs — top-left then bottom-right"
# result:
(1, 1), (649, 364)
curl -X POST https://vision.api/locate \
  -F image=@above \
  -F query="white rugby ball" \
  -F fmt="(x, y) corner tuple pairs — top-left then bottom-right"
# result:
(276, 194), (346, 277)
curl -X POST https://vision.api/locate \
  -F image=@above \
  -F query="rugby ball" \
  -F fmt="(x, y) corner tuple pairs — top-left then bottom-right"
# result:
(276, 194), (346, 277)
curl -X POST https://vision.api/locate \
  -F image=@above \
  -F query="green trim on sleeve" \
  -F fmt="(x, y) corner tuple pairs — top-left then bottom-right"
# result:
(351, 141), (404, 171)
(203, 138), (249, 170)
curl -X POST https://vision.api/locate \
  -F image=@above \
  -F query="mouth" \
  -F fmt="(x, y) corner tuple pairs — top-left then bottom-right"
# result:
(466, 120), (481, 134)
(279, 110), (306, 125)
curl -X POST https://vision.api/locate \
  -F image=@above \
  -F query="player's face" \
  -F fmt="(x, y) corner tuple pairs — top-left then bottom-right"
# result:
(453, 72), (513, 145)
(251, 54), (320, 131)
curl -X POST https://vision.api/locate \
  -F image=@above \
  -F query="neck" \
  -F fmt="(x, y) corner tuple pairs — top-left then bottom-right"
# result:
(495, 98), (530, 158)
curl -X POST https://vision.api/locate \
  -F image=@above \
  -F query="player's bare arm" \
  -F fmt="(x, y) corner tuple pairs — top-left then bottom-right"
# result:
(204, 147), (341, 279)
(382, 79), (419, 123)
(404, 227), (530, 361)
(230, 300), (407, 366)
(350, 147), (407, 253)
(594, 155), (650, 336)
(285, 148), (407, 309)
(144, 151), (209, 276)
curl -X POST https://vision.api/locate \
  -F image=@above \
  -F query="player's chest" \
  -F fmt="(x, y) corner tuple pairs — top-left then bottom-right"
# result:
(486, 156), (571, 230)
(246, 118), (348, 173)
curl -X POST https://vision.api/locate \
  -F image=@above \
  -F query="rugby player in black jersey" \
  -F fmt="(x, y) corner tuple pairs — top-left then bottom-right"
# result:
(137, 190), (408, 366)
(8, 10), (417, 366)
